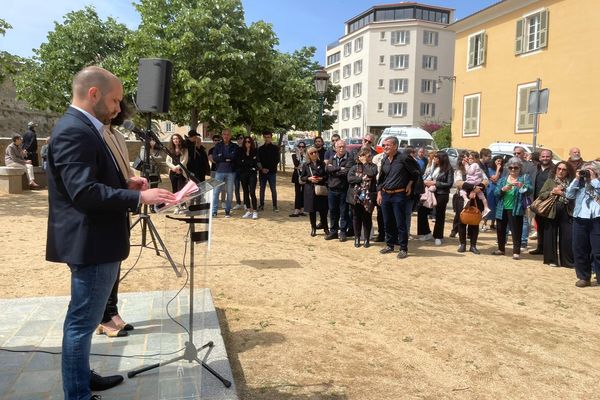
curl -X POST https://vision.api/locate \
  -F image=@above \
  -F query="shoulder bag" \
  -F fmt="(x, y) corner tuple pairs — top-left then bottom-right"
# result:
(460, 199), (482, 226)
(530, 195), (558, 219)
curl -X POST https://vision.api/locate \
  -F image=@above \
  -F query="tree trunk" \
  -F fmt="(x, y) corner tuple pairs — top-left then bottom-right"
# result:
(189, 108), (199, 133)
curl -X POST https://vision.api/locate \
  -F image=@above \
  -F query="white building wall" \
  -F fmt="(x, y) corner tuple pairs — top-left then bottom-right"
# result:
(325, 9), (455, 140)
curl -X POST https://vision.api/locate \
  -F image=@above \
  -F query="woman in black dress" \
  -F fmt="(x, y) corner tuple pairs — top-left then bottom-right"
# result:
(301, 146), (329, 237)
(237, 136), (259, 219)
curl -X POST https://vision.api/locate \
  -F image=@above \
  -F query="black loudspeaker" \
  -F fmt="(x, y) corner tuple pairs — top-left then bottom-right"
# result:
(136, 58), (173, 113)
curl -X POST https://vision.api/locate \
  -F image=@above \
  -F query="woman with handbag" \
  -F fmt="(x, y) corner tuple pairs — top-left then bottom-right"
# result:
(290, 141), (307, 217)
(301, 147), (329, 237)
(537, 161), (574, 267)
(492, 157), (533, 260)
(417, 151), (454, 246)
(454, 155), (487, 254)
(347, 148), (378, 248)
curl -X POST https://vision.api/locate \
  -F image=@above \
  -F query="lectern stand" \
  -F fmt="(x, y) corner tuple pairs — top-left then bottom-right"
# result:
(127, 179), (232, 395)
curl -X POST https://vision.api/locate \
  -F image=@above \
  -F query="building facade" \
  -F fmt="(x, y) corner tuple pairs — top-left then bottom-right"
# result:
(450, 0), (600, 159)
(324, 3), (455, 140)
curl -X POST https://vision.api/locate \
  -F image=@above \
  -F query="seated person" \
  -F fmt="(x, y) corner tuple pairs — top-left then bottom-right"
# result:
(4, 134), (40, 189)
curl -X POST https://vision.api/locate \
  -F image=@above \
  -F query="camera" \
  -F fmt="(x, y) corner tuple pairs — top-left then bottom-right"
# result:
(579, 169), (589, 179)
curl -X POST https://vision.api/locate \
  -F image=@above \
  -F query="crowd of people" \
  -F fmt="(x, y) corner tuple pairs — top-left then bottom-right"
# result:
(284, 136), (600, 288)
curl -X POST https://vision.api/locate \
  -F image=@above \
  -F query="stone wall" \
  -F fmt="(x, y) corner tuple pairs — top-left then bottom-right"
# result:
(0, 77), (60, 138)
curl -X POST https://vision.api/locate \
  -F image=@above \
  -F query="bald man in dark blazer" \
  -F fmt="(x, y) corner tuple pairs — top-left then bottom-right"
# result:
(46, 66), (175, 400)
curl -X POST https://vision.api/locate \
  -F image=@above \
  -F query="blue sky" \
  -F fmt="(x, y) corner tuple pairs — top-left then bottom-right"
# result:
(2, 0), (498, 63)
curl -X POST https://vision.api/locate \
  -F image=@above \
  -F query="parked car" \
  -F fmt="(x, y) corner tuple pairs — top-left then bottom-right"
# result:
(375, 126), (437, 153)
(488, 141), (561, 164)
(441, 147), (471, 169)
(345, 137), (364, 153)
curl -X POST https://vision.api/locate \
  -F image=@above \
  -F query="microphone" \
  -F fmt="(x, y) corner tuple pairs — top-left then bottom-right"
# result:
(123, 120), (161, 143)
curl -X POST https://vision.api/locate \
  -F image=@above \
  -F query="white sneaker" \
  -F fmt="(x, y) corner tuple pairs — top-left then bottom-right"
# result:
(233, 204), (242, 210)
(419, 233), (433, 241)
(435, 239), (442, 246)
(252, 211), (258, 220)
(242, 211), (252, 219)
(482, 208), (491, 218)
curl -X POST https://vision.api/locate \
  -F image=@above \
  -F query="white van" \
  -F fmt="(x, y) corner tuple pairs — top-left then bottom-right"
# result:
(376, 127), (437, 153)
(488, 141), (562, 163)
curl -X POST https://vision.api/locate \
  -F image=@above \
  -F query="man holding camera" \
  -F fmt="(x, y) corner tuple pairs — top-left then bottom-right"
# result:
(566, 161), (600, 287)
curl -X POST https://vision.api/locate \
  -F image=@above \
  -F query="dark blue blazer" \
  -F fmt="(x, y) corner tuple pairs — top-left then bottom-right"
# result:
(46, 107), (140, 265)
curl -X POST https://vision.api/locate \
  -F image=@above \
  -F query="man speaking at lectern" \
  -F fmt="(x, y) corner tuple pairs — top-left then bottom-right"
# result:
(46, 66), (175, 400)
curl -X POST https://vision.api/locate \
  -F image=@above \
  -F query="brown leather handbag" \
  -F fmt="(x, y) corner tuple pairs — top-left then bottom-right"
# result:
(460, 199), (482, 226)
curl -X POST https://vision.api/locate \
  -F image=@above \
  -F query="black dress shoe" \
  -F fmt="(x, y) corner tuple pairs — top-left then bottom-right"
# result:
(449, 231), (457, 238)
(529, 249), (543, 255)
(380, 246), (394, 254)
(325, 232), (338, 240)
(374, 236), (385, 243)
(457, 244), (466, 253)
(310, 228), (317, 237)
(354, 238), (361, 248)
(339, 233), (347, 242)
(323, 227), (330, 235)
(90, 371), (124, 391)
(364, 239), (370, 248)
(316, 222), (323, 229)
(469, 246), (480, 255)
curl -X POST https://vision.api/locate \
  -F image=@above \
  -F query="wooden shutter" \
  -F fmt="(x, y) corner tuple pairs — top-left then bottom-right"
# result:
(421, 80), (427, 93)
(434, 32), (439, 46)
(420, 103), (425, 117)
(539, 9), (549, 48)
(431, 103), (436, 117)
(464, 98), (472, 133)
(432, 81), (437, 94)
(405, 30), (410, 44)
(403, 79), (408, 93)
(468, 35), (476, 68)
(479, 33), (487, 65)
(433, 56), (438, 70)
(404, 55), (409, 68)
(515, 19), (524, 54)
(422, 55), (427, 69)
(388, 103), (394, 116)
(517, 87), (529, 129)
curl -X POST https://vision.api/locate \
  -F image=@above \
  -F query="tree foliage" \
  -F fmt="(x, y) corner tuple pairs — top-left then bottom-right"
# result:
(0, 19), (20, 84)
(9, 1), (338, 134)
(433, 123), (451, 149)
(13, 6), (130, 112)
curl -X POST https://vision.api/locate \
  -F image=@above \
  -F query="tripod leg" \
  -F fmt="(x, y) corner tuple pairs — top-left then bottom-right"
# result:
(127, 354), (186, 378)
(146, 216), (161, 256)
(195, 357), (232, 388)
(145, 216), (182, 277)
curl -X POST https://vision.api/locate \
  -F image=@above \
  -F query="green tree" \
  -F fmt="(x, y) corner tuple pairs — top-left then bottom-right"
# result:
(122, 0), (253, 130)
(0, 19), (20, 84)
(14, 6), (130, 111)
(433, 123), (451, 149)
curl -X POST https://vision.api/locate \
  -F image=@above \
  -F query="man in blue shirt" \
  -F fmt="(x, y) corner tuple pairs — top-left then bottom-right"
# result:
(211, 128), (239, 217)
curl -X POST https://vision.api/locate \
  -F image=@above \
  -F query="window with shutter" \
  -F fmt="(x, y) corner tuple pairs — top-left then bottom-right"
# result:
(468, 31), (486, 69)
(515, 19), (524, 54)
(516, 83), (536, 131)
(468, 35), (476, 68)
(516, 9), (549, 55)
(463, 94), (480, 136)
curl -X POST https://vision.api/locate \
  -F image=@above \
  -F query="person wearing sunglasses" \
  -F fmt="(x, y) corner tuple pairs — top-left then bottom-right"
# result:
(290, 141), (307, 217)
(300, 147), (329, 236)
(536, 161), (574, 268)
(492, 157), (533, 260)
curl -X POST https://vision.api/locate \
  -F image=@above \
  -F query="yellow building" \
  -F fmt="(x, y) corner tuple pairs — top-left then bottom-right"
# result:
(449, 0), (600, 159)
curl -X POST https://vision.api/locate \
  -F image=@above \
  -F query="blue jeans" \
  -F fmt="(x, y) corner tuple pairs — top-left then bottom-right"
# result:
(328, 190), (348, 234)
(381, 192), (408, 250)
(63, 262), (119, 400)
(213, 172), (235, 214)
(259, 171), (278, 208)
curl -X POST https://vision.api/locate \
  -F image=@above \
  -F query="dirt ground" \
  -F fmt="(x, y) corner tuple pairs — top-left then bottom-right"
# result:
(1, 173), (599, 400)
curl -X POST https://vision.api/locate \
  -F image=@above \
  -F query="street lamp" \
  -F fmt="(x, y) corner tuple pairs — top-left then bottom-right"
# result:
(313, 68), (329, 137)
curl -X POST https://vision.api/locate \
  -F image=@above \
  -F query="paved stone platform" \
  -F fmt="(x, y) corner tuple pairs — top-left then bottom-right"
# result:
(0, 290), (238, 400)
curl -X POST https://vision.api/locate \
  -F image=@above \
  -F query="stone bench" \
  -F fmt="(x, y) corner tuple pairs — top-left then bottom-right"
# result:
(0, 167), (26, 194)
